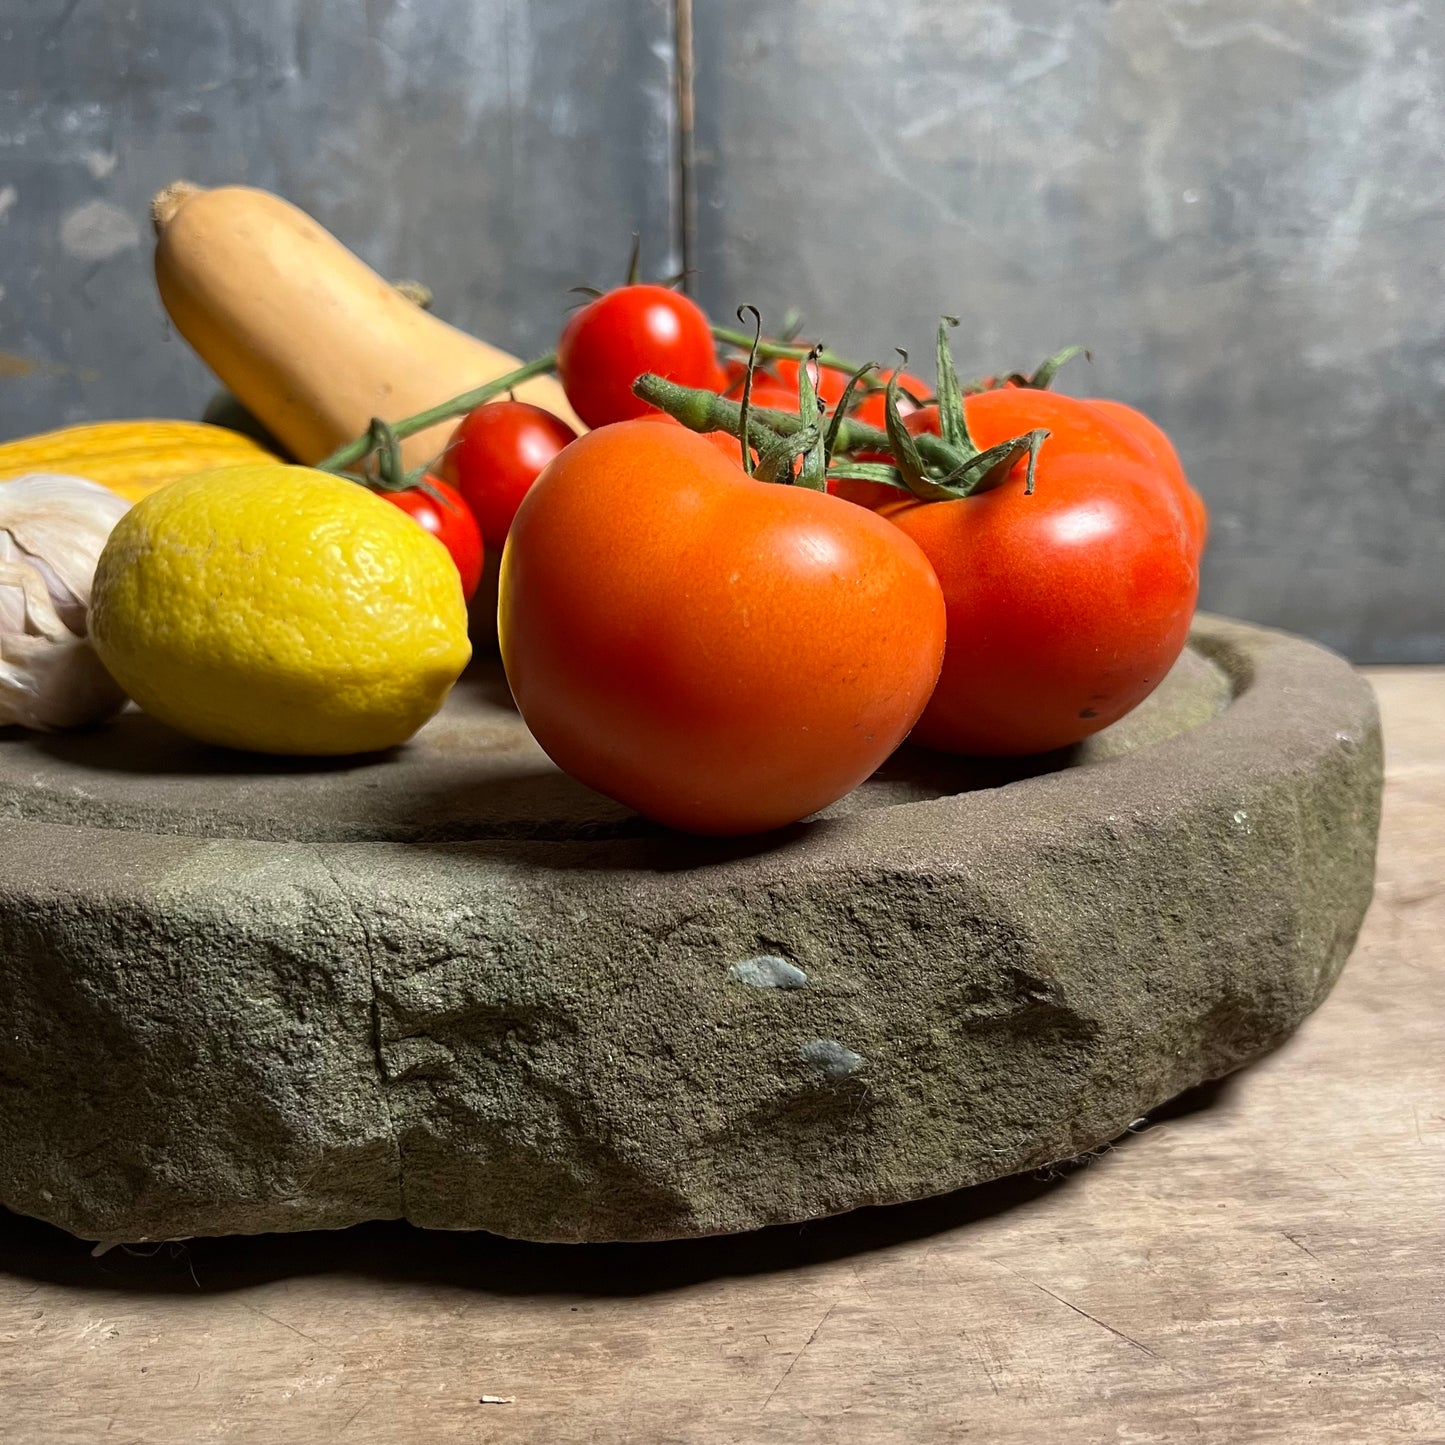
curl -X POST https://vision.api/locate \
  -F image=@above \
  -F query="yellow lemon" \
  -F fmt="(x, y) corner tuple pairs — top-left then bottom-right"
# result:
(90, 464), (471, 755)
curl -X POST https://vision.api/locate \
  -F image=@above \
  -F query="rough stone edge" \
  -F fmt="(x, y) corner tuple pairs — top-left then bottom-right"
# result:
(0, 615), (1383, 1243)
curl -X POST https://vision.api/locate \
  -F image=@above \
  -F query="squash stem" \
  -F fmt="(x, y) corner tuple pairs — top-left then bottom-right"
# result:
(316, 352), (559, 475)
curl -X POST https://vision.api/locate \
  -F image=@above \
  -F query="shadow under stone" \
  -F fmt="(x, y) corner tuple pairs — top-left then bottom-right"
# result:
(0, 1087), (1235, 1300)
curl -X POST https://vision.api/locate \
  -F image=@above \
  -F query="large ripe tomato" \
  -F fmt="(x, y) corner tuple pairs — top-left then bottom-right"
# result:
(380, 476), (484, 601)
(1087, 398), (1207, 552)
(557, 284), (723, 428)
(963, 389), (1205, 553)
(440, 400), (577, 552)
(886, 451), (1198, 756)
(499, 420), (946, 834)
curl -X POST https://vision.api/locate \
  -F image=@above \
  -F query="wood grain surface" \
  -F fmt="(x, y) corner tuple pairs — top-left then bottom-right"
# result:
(0, 669), (1440, 1444)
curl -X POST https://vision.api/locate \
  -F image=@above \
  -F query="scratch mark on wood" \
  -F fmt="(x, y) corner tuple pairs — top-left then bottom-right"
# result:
(241, 1301), (322, 1347)
(761, 1302), (836, 1410)
(1281, 1231), (1325, 1266)
(1001, 1264), (1160, 1360)
(340, 1397), (372, 1431)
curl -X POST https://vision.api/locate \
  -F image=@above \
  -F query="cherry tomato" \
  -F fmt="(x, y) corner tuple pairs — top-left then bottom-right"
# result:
(380, 477), (484, 601)
(557, 284), (723, 429)
(440, 400), (577, 553)
(886, 450), (1197, 756)
(1087, 398), (1208, 553)
(499, 420), (946, 834)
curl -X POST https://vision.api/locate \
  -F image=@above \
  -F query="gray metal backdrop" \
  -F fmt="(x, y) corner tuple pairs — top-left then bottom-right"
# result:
(1, 0), (1440, 662)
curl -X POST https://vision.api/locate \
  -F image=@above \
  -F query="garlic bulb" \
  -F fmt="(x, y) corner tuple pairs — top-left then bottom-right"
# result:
(0, 473), (132, 729)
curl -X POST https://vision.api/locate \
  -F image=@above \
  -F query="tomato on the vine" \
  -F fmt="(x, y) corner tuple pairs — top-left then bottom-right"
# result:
(646, 376), (798, 467)
(745, 358), (927, 427)
(440, 400), (577, 552)
(499, 420), (946, 834)
(1087, 398), (1207, 553)
(380, 476), (484, 601)
(885, 449), (1198, 756)
(557, 284), (723, 428)
(960, 389), (1206, 554)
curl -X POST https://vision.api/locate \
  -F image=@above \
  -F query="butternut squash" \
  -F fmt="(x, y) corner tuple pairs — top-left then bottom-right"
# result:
(151, 182), (581, 471)
(0, 420), (276, 503)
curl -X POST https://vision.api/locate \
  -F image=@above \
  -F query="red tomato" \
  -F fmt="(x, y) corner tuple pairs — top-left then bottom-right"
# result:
(828, 476), (905, 511)
(1087, 398), (1208, 553)
(557, 284), (723, 428)
(887, 451), (1198, 756)
(440, 400), (577, 553)
(380, 477), (484, 601)
(639, 410), (747, 465)
(964, 388), (1155, 464)
(963, 389), (1206, 551)
(499, 420), (947, 834)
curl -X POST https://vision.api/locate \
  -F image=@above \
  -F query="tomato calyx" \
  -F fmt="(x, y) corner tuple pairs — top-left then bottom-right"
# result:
(350, 417), (484, 599)
(351, 416), (453, 503)
(636, 314), (1049, 504)
(963, 343), (1090, 395)
(567, 232), (693, 304)
(711, 322), (931, 415)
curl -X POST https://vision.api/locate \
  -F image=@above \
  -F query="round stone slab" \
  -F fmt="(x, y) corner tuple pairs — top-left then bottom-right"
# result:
(0, 615), (1380, 1243)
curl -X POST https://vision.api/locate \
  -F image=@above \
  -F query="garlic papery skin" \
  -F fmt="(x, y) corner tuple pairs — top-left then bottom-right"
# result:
(0, 473), (132, 729)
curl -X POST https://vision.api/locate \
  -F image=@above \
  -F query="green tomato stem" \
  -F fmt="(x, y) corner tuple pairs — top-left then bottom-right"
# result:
(635, 372), (959, 471)
(316, 351), (560, 475)
(709, 325), (875, 383)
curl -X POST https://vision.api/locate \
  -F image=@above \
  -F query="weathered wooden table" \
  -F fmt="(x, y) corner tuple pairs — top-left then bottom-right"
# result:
(1, 669), (1440, 1445)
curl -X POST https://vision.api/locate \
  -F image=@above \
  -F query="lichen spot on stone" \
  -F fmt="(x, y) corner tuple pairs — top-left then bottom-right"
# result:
(729, 955), (808, 989)
(799, 1039), (864, 1078)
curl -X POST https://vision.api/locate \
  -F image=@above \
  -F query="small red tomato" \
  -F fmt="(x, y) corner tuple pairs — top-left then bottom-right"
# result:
(887, 451), (1198, 756)
(440, 400), (577, 553)
(499, 420), (946, 834)
(557, 284), (723, 428)
(380, 477), (484, 601)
